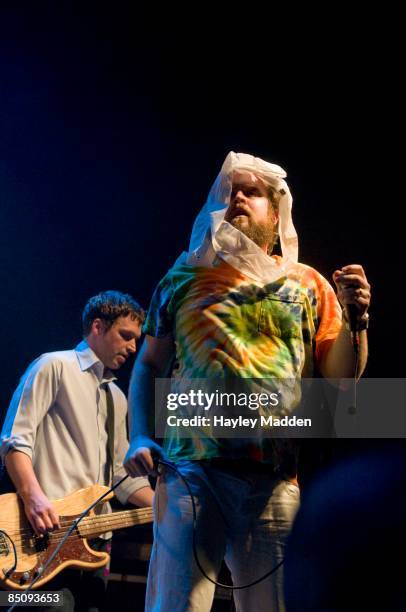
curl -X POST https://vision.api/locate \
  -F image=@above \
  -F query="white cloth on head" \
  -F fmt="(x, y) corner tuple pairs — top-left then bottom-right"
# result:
(181, 151), (299, 284)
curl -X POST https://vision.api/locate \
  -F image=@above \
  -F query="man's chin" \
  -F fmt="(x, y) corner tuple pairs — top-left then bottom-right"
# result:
(229, 218), (254, 237)
(106, 364), (118, 371)
(114, 355), (127, 368)
(109, 360), (122, 370)
(229, 220), (270, 250)
(229, 216), (250, 230)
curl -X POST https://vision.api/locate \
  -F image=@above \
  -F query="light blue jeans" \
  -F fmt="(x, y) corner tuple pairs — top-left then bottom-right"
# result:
(145, 460), (300, 611)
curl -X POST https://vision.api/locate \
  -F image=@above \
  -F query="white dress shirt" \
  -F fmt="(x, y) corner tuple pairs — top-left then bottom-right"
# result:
(0, 341), (149, 504)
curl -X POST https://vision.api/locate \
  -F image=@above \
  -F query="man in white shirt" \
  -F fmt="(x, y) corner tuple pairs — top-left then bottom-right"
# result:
(0, 290), (153, 610)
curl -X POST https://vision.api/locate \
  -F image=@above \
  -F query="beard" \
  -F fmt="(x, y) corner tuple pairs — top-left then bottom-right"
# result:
(228, 216), (276, 251)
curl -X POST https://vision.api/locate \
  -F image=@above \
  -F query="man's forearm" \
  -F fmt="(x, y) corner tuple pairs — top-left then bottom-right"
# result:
(6, 449), (60, 533)
(5, 449), (44, 500)
(128, 360), (156, 441)
(321, 325), (368, 379)
(125, 335), (175, 477)
(128, 335), (175, 442)
(127, 486), (154, 507)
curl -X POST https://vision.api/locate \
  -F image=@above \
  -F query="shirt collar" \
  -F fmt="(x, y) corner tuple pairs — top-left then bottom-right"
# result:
(75, 340), (117, 384)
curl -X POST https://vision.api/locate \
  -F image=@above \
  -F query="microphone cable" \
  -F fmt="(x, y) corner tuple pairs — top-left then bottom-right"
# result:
(156, 458), (285, 590)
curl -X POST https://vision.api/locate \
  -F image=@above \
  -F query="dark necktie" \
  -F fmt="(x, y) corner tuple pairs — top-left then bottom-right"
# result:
(105, 384), (115, 476)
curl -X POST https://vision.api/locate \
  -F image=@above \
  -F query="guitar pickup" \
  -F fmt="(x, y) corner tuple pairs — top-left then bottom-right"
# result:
(34, 534), (49, 552)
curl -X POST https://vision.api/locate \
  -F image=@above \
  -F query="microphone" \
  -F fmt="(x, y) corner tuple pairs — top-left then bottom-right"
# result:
(345, 303), (361, 356)
(345, 304), (359, 333)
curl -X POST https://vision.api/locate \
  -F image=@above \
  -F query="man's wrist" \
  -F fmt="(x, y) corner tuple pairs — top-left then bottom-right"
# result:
(19, 483), (43, 500)
(342, 309), (369, 332)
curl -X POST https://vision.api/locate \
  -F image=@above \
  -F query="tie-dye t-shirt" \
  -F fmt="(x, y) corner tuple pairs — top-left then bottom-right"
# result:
(144, 257), (342, 467)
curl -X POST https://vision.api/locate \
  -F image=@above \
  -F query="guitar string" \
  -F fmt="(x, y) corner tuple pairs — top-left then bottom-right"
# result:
(0, 509), (153, 551)
(0, 515), (153, 551)
(3, 507), (153, 535)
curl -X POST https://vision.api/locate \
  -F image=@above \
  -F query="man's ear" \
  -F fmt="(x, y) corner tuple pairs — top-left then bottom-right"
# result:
(90, 318), (106, 336)
(270, 205), (279, 225)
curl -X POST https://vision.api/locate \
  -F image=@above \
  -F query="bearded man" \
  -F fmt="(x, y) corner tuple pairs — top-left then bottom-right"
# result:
(124, 152), (371, 612)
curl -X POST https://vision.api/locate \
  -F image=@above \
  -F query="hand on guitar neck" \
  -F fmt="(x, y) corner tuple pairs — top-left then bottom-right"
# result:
(5, 450), (60, 536)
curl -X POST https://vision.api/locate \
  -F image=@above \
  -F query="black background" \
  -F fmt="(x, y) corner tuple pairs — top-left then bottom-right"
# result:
(0, 4), (403, 609)
(0, 3), (402, 416)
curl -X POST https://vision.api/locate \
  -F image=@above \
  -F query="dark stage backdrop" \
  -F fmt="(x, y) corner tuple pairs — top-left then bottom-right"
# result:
(0, 4), (401, 424)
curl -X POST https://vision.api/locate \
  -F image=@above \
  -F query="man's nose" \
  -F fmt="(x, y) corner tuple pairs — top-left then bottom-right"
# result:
(233, 190), (247, 203)
(127, 339), (137, 354)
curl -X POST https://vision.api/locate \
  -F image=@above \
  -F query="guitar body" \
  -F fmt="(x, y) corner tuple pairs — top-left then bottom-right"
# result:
(0, 485), (113, 590)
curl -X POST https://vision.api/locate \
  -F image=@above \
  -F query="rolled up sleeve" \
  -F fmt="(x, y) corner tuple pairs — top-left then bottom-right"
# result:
(0, 356), (60, 463)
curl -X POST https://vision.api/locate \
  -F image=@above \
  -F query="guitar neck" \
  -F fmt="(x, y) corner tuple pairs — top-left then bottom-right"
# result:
(77, 507), (153, 539)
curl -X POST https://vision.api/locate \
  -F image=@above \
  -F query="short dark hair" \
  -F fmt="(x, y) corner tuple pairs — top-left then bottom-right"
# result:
(82, 290), (145, 336)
